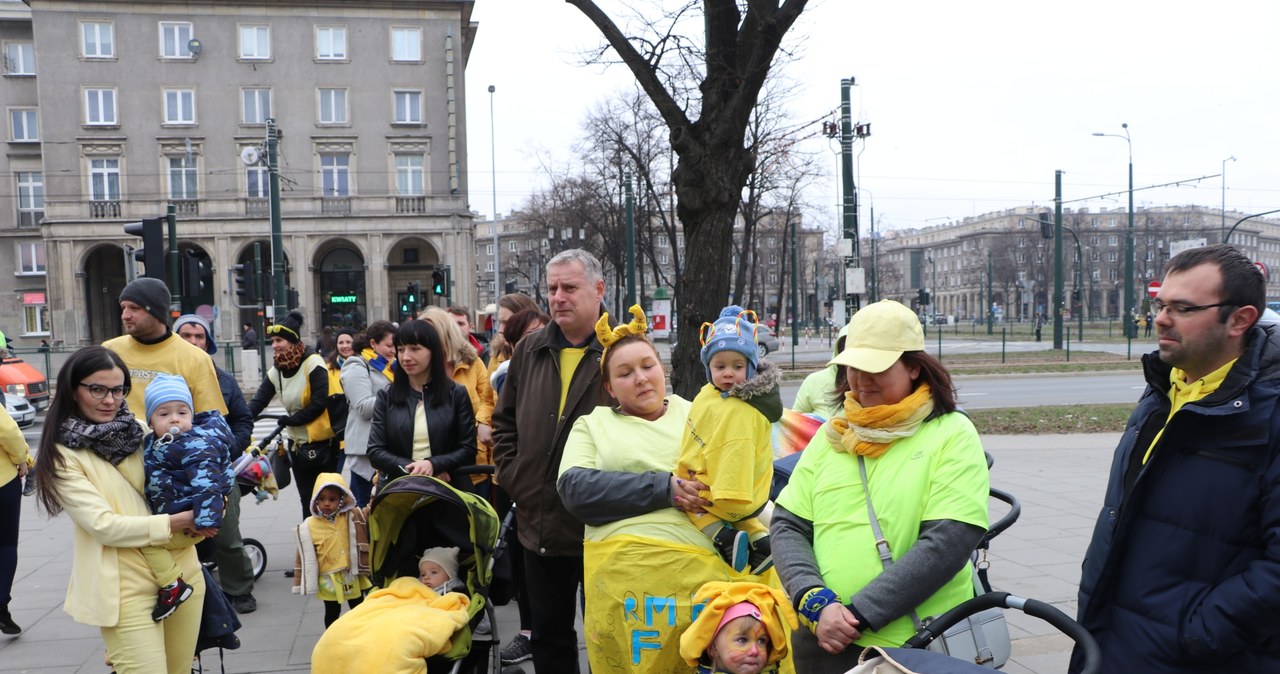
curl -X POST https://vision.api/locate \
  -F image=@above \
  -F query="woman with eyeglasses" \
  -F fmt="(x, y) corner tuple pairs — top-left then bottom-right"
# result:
(31, 346), (204, 674)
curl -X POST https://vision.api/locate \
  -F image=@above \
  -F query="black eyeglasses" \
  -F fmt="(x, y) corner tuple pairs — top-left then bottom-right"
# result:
(1150, 299), (1237, 317)
(78, 383), (130, 401)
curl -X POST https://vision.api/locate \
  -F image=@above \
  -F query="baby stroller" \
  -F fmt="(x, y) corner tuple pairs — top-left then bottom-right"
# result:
(367, 473), (504, 674)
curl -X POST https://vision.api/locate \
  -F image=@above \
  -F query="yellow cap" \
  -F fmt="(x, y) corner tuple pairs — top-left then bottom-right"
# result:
(829, 300), (924, 373)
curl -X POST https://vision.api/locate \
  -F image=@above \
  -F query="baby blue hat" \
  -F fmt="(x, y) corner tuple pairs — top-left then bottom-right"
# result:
(144, 373), (193, 422)
(699, 305), (761, 379)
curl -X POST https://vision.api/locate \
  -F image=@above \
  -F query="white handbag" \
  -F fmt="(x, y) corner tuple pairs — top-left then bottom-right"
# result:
(857, 455), (1010, 668)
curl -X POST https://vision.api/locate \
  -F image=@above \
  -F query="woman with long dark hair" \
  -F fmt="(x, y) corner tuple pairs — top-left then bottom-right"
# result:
(33, 346), (204, 674)
(366, 320), (477, 493)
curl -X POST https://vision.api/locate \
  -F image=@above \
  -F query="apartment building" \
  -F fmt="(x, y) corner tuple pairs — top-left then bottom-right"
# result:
(0, 0), (477, 347)
(868, 205), (1280, 323)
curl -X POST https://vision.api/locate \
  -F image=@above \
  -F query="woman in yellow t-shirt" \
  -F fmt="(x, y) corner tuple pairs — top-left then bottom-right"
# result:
(772, 300), (990, 672)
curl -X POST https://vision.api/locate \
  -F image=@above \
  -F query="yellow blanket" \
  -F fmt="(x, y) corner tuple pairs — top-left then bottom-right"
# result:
(311, 577), (471, 674)
(583, 535), (795, 673)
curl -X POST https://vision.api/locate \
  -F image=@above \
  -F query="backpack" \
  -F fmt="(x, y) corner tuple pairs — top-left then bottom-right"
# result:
(194, 566), (241, 672)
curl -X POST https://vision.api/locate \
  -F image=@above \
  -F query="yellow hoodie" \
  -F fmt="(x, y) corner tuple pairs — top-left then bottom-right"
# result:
(679, 581), (798, 668)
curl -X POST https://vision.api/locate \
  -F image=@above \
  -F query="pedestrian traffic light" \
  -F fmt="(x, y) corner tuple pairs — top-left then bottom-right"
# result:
(234, 260), (258, 304)
(405, 282), (420, 317)
(123, 217), (165, 279)
(1039, 216), (1053, 240)
(431, 270), (446, 295)
(917, 288), (931, 306)
(287, 287), (299, 310)
(504, 279), (517, 294)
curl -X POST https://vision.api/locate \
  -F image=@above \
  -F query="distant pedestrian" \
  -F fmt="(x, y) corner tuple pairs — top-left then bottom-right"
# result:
(241, 322), (258, 351)
(1144, 312), (1154, 338)
(37, 339), (50, 353)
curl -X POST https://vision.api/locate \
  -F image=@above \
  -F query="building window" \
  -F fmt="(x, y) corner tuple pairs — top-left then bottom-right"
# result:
(241, 88), (270, 125)
(245, 165), (268, 198)
(660, 253), (669, 265)
(23, 300), (49, 335)
(658, 234), (668, 247)
(10, 108), (37, 141)
(1108, 235), (1118, 246)
(769, 273), (777, 283)
(1108, 251), (1119, 262)
(84, 88), (117, 125)
(318, 87), (347, 124)
(160, 22), (193, 58)
(393, 90), (422, 124)
(391, 27), (422, 61)
(163, 88), (196, 125)
(16, 172), (42, 228)
(527, 240), (534, 251)
(239, 25), (270, 60)
(4, 42), (34, 75)
(17, 242), (45, 274)
(486, 243), (493, 255)
(168, 157), (197, 199)
(1016, 253), (1026, 264)
(89, 158), (120, 201)
(508, 241), (518, 252)
(320, 153), (349, 196)
(316, 26), (347, 60)
(82, 21), (114, 58)
(395, 154), (423, 195)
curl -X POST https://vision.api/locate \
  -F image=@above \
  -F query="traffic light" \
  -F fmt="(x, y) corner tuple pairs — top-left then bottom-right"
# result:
(1039, 216), (1053, 240)
(405, 282), (420, 317)
(123, 217), (165, 279)
(234, 260), (258, 304)
(917, 288), (931, 306)
(505, 279), (517, 294)
(431, 270), (446, 295)
(182, 251), (211, 297)
(287, 287), (299, 310)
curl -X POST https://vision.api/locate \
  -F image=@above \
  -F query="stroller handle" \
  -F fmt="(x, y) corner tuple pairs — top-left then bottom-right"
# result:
(902, 592), (1101, 674)
(449, 464), (495, 477)
(250, 414), (288, 453)
(985, 486), (1021, 543)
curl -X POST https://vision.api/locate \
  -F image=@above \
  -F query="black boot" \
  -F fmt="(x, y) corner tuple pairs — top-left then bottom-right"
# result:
(0, 606), (22, 635)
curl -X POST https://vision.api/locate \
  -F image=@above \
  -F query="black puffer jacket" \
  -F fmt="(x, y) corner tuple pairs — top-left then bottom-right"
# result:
(1073, 325), (1280, 672)
(366, 381), (476, 493)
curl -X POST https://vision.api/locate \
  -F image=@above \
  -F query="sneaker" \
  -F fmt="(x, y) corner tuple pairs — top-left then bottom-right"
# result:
(0, 607), (21, 635)
(22, 475), (35, 497)
(231, 593), (257, 614)
(152, 578), (195, 622)
(712, 526), (750, 573)
(748, 535), (774, 575)
(500, 633), (533, 665)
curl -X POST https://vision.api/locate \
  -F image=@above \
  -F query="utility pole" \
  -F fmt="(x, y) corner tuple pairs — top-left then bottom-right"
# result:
(840, 78), (860, 317)
(987, 250), (994, 336)
(166, 202), (179, 315)
(1053, 170), (1064, 350)
(790, 219), (799, 370)
(267, 118), (286, 324)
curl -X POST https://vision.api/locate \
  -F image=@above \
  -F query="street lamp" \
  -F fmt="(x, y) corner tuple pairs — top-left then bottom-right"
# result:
(1092, 123), (1134, 348)
(860, 188), (877, 302)
(488, 85), (500, 321)
(1221, 155), (1236, 239)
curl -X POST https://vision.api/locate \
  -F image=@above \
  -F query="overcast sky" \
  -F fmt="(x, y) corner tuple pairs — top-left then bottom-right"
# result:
(464, 0), (1278, 236)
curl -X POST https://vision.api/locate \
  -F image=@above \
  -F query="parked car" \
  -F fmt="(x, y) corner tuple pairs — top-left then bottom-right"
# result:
(0, 355), (49, 410)
(3, 392), (35, 428)
(756, 325), (781, 356)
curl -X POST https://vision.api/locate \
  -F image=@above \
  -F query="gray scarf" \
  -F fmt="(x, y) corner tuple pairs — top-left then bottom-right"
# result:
(58, 404), (144, 465)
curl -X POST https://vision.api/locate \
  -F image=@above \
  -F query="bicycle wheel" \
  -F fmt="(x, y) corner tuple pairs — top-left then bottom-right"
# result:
(244, 537), (267, 580)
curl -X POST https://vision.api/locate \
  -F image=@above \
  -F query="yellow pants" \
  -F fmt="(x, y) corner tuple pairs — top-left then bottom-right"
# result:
(101, 545), (205, 674)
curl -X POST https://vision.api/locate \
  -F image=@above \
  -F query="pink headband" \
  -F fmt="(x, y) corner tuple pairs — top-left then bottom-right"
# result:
(715, 601), (763, 636)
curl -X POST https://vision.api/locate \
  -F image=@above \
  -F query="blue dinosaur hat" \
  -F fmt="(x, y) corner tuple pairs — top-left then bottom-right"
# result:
(699, 305), (761, 379)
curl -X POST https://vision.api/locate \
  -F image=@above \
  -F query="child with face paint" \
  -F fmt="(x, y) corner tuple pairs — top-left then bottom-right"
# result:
(680, 581), (798, 674)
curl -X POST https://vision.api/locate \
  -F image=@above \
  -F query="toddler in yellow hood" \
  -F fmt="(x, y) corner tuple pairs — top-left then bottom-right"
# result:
(680, 581), (797, 674)
(292, 472), (371, 627)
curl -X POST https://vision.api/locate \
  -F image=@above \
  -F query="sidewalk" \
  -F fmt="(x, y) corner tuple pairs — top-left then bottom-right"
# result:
(0, 432), (1119, 673)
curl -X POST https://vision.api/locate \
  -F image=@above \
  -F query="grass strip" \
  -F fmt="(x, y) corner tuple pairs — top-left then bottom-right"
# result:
(967, 403), (1133, 435)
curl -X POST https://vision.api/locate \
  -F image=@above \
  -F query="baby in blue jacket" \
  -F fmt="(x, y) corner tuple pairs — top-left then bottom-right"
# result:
(141, 373), (235, 621)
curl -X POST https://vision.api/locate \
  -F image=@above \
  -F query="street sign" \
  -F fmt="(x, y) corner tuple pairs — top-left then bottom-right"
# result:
(1147, 280), (1161, 298)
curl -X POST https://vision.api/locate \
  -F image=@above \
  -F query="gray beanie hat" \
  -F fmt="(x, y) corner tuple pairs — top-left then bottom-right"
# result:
(173, 314), (216, 355)
(119, 277), (171, 324)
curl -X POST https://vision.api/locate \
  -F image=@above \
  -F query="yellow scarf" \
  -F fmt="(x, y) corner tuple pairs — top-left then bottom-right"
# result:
(826, 384), (935, 458)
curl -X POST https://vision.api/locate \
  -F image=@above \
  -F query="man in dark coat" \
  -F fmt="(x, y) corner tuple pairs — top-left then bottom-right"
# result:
(1073, 244), (1280, 672)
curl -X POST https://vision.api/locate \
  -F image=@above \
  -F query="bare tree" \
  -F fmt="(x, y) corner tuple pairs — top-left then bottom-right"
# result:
(567, 0), (810, 395)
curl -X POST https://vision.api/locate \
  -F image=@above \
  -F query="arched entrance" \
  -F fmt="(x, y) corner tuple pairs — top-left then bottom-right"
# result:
(386, 237), (440, 323)
(83, 244), (129, 344)
(316, 244), (366, 329)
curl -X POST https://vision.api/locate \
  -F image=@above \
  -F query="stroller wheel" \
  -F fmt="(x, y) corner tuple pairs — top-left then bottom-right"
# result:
(244, 538), (267, 580)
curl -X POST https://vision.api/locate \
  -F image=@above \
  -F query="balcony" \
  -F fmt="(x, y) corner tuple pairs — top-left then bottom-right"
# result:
(89, 200), (121, 219)
(396, 195), (427, 214)
(172, 199), (199, 217)
(245, 198), (269, 218)
(321, 197), (351, 216)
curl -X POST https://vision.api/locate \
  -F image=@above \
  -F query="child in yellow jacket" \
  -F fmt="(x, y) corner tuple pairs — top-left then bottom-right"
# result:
(292, 472), (370, 627)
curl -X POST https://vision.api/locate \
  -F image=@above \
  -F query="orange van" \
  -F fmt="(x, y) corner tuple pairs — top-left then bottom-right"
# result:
(0, 355), (49, 410)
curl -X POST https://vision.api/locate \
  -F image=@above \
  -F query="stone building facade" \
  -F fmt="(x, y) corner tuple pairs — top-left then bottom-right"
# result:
(0, 0), (477, 347)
